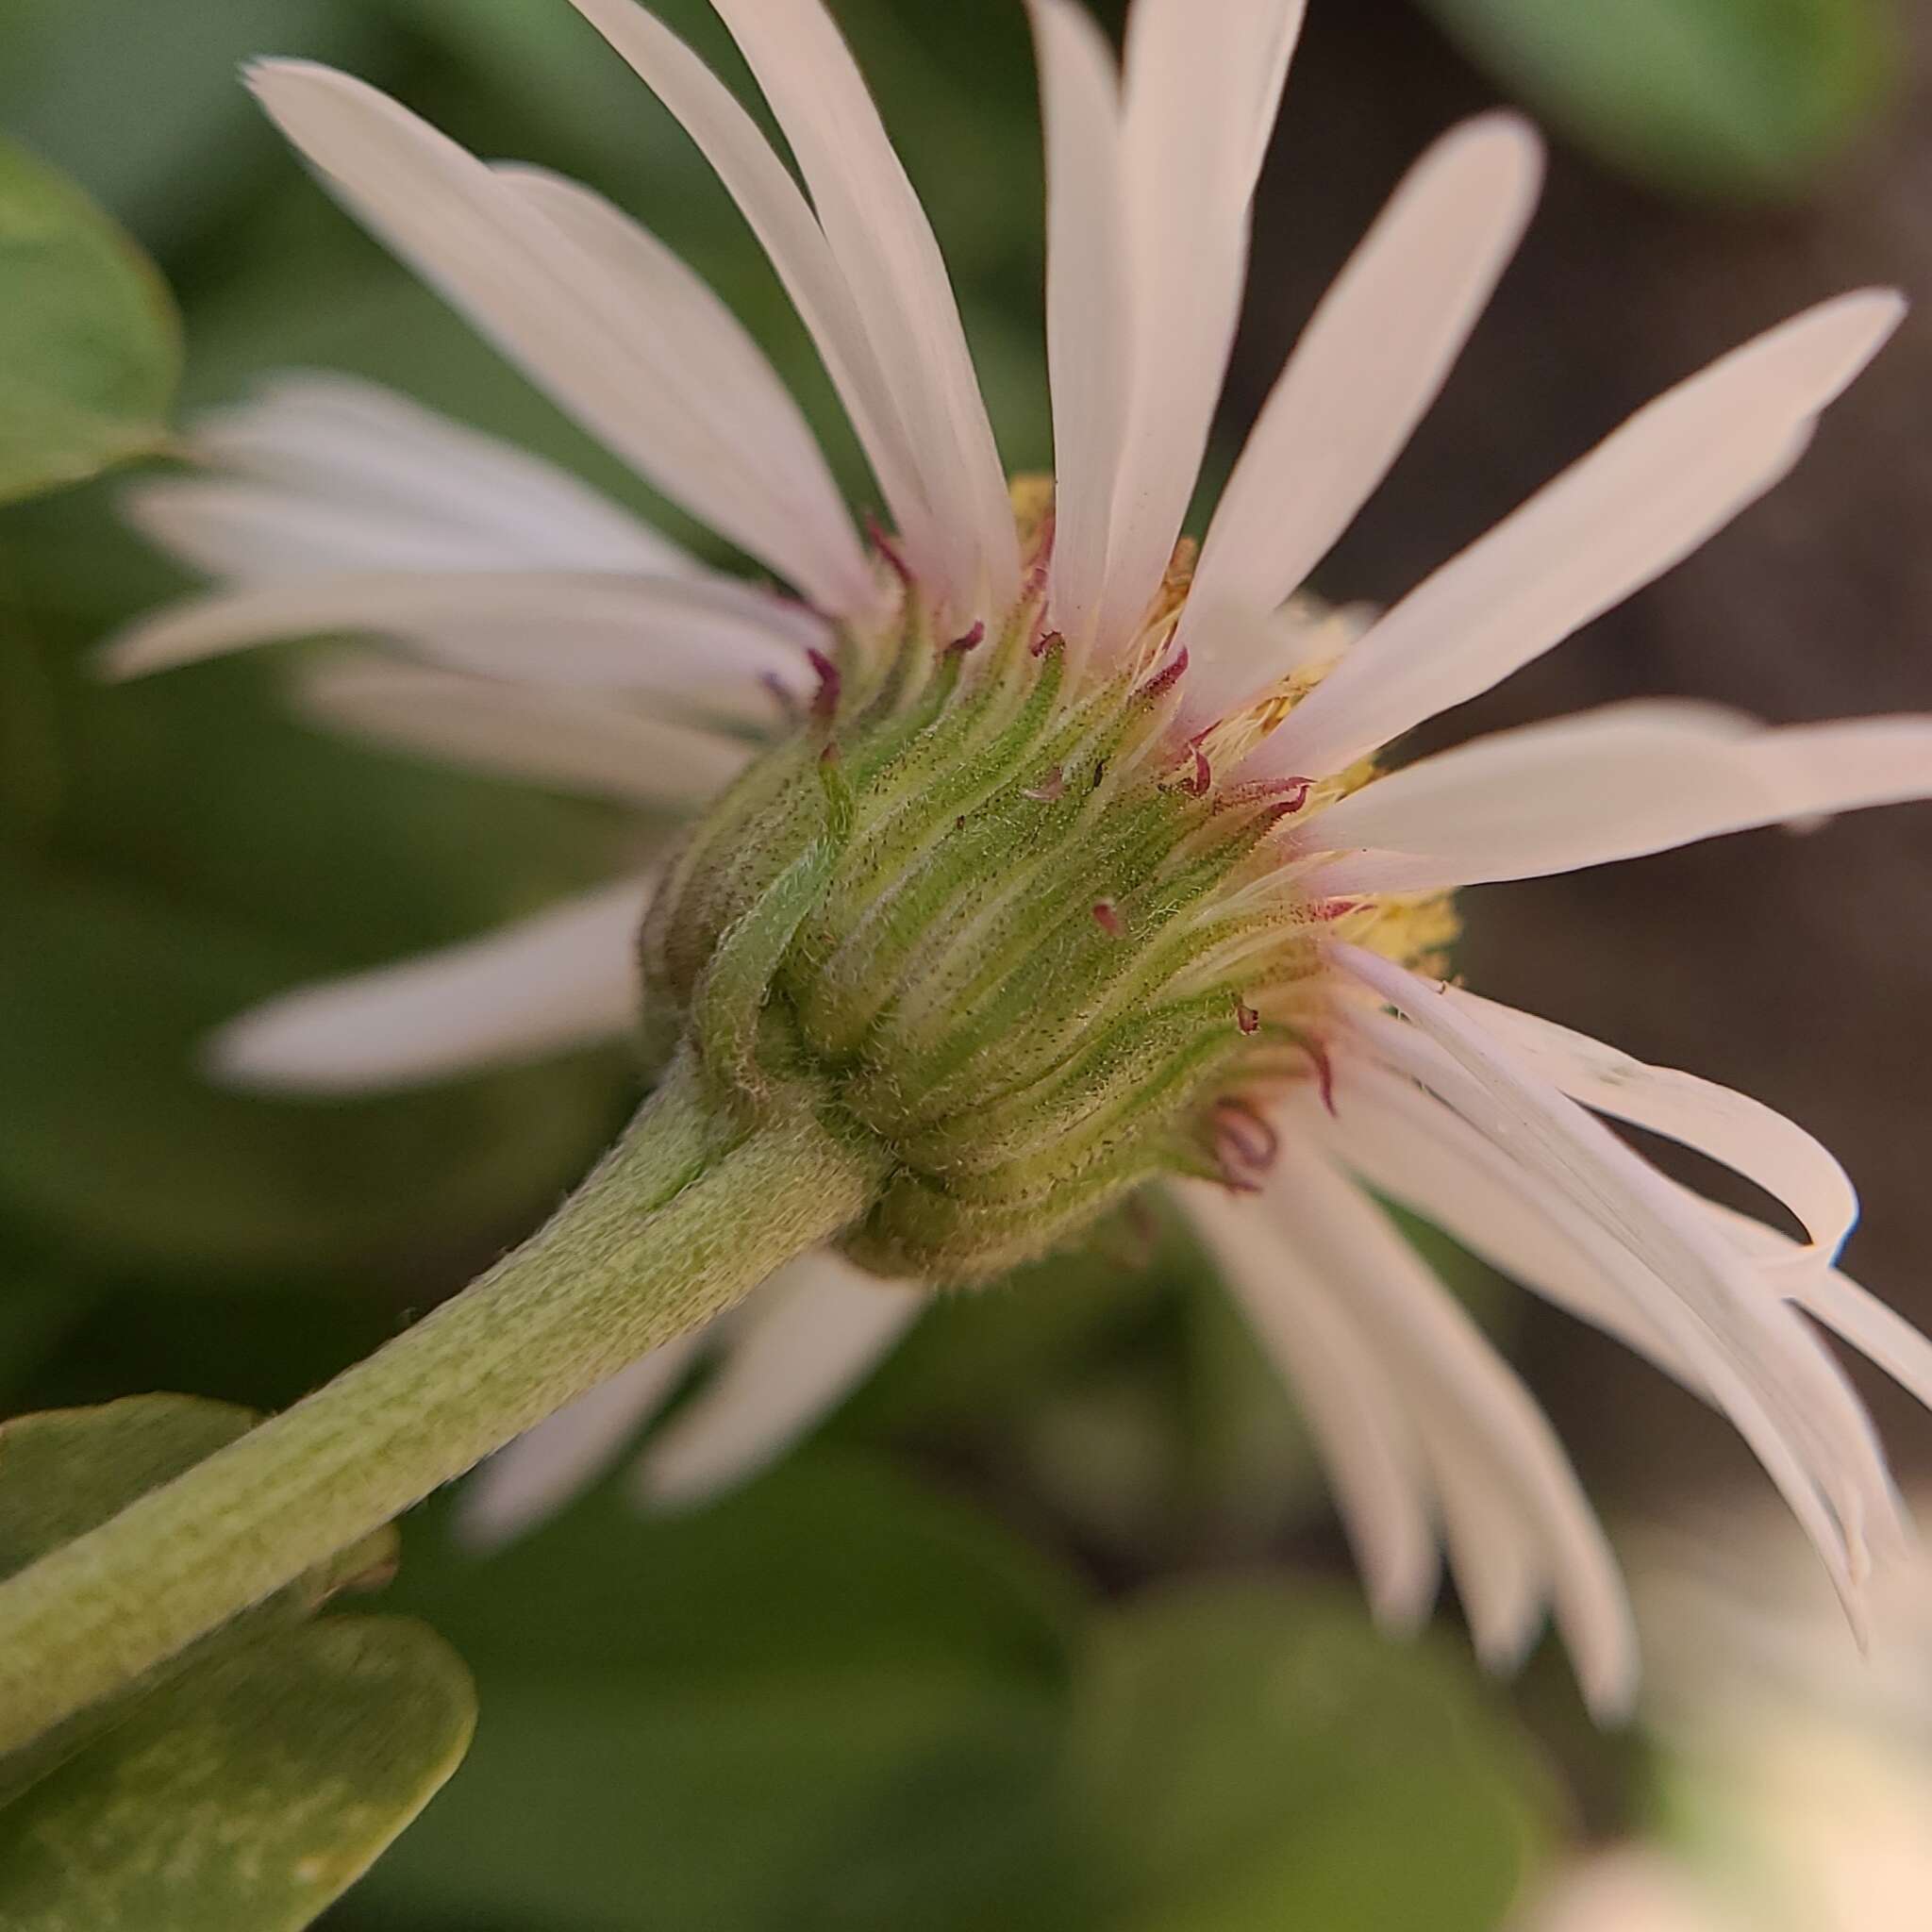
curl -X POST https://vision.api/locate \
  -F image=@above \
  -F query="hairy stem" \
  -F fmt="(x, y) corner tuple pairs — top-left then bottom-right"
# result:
(0, 1055), (891, 1756)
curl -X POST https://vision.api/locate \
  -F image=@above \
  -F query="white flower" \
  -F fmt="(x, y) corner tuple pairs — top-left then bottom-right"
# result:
(108, 0), (1932, 1719)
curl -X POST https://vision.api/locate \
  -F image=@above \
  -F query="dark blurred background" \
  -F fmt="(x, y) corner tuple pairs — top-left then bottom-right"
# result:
(0, 0), (1925, 1926)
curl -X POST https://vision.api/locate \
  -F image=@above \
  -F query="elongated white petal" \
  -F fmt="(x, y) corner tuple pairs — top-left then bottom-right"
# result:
(1182, 1179), (1441, 1631)
(1450, 990), (1858, 1264)
(1333, 946), (1901, 1607)
(100, 570), (816, 725)
(1262, 1144), (1638, 1715)
(1702, 1199), (1932, 1417)
(1096, 0), (1306, 656)
(1308, 1067), (1693, 1386)
(173, 372), (692, 576)
(457, 1332), (703, 1550)
(707, 0), (1018, 618)
(493, 163), (872, 610)
(631, 1255), (923, 1508)
(1180, 115), (1542, 712)
(1321, 1058), (1909, 1620)
(297, 656), (754, 808)
(245, 62), (870, 611)
(1755, 716), (1932, 820)
(1344, 998), (1903, 1609)
(560, 0), (938, 574)
(1302, 706), (1932, 896)
(1429, 1446), (1544, 1674)
(1029, 0), (1126, 652)
(126, 477), (631, 585)
(209, 876), (650, 1093)
(1299, 701), (1766, 891)
(1252, 291), (1904, 778)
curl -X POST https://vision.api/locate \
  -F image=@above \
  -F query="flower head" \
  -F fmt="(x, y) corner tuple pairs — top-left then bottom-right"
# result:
(110, 0), (1932, 1717)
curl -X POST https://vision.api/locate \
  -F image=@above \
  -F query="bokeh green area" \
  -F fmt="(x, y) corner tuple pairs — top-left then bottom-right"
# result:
(0, 0), (1894, 1924)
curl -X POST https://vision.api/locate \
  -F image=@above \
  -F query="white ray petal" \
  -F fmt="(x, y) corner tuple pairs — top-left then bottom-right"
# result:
(1429, 1447), (1545, 1674)
(296, 655), (754, 808)
(245, 61), (870, 612)
(1343, 998), (1903, 1605)
(1029, 0), (1126, 654)
(1308, 1068), (1693, 1386)
(706, 0), (1018, 618)
(1096, 0), (1307, 656)
(99, 569), (816, 724)
(1333, 947), (1900, 1606)
(1179, 114), (1542, 712)
(1261, 1144), (1638, 1715)
(209, 876), (650, 1094)
(1702, 1200), (1932, 1418)
(1449, 990), (1858, 1265)
(1251, 291), (1904, 779)
(1297, 702), (1767, 892)
(491, 162), (872, 611)
(1302, 706), (1932, 896)
(1182, 1179), (1441, 1631)
(630, 1254), (923, 1509)
(179, 372), (693, 575)
(125, 477), (636, 586)
(456, 1332), (704, 1550)
(1754, 716), (1932, 819)
(560, 0), (938, 575)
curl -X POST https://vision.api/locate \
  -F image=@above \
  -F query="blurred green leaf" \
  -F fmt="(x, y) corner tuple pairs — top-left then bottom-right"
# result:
(0, 137), (179, 505)
(1069, 1583), (1559, 1932)
(0, 0), (383, 255)
(1417, 0), (1896, 200)
(0, 1619), (475, 1932)
(0, 620), (633, 1278)
(361, 1455), (1086, 1932)
(0, 859), (622, 1276)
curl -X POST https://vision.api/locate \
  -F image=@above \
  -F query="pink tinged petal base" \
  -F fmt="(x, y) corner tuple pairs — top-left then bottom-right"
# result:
(456, 1331), (704, 1551)
(1179, 113), (1543, 719)
(244, 62), (872, 614)
(1249, 291), (1905, 781)
(629, 1255), (923, 1509)
(208, 876), (651, 1095)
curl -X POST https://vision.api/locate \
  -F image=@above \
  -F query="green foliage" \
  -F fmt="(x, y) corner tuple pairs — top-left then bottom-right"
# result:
(0, 1395), (475, 1931)
(1071, 1584), (1557, 1932)
(1418, 0), (1896, 200)
(344, 1459), (1557, 1932)
(0, 1622), (474, 1932)
(0, 137), (180, 504)
(360, 1457), (1083, 1932)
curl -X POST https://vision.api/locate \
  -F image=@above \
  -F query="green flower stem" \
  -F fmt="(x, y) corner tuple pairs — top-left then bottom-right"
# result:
(0, 1054), (891, 1757)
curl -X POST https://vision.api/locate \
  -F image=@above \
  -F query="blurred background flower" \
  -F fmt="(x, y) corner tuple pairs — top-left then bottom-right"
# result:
(0, 1), (1925, 1927)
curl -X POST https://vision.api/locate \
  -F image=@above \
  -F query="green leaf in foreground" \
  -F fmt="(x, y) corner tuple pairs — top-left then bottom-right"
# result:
(0, 1395), (475, 1931)
(0, 136), (179, 503)
(1417, 0), (1896, 200)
